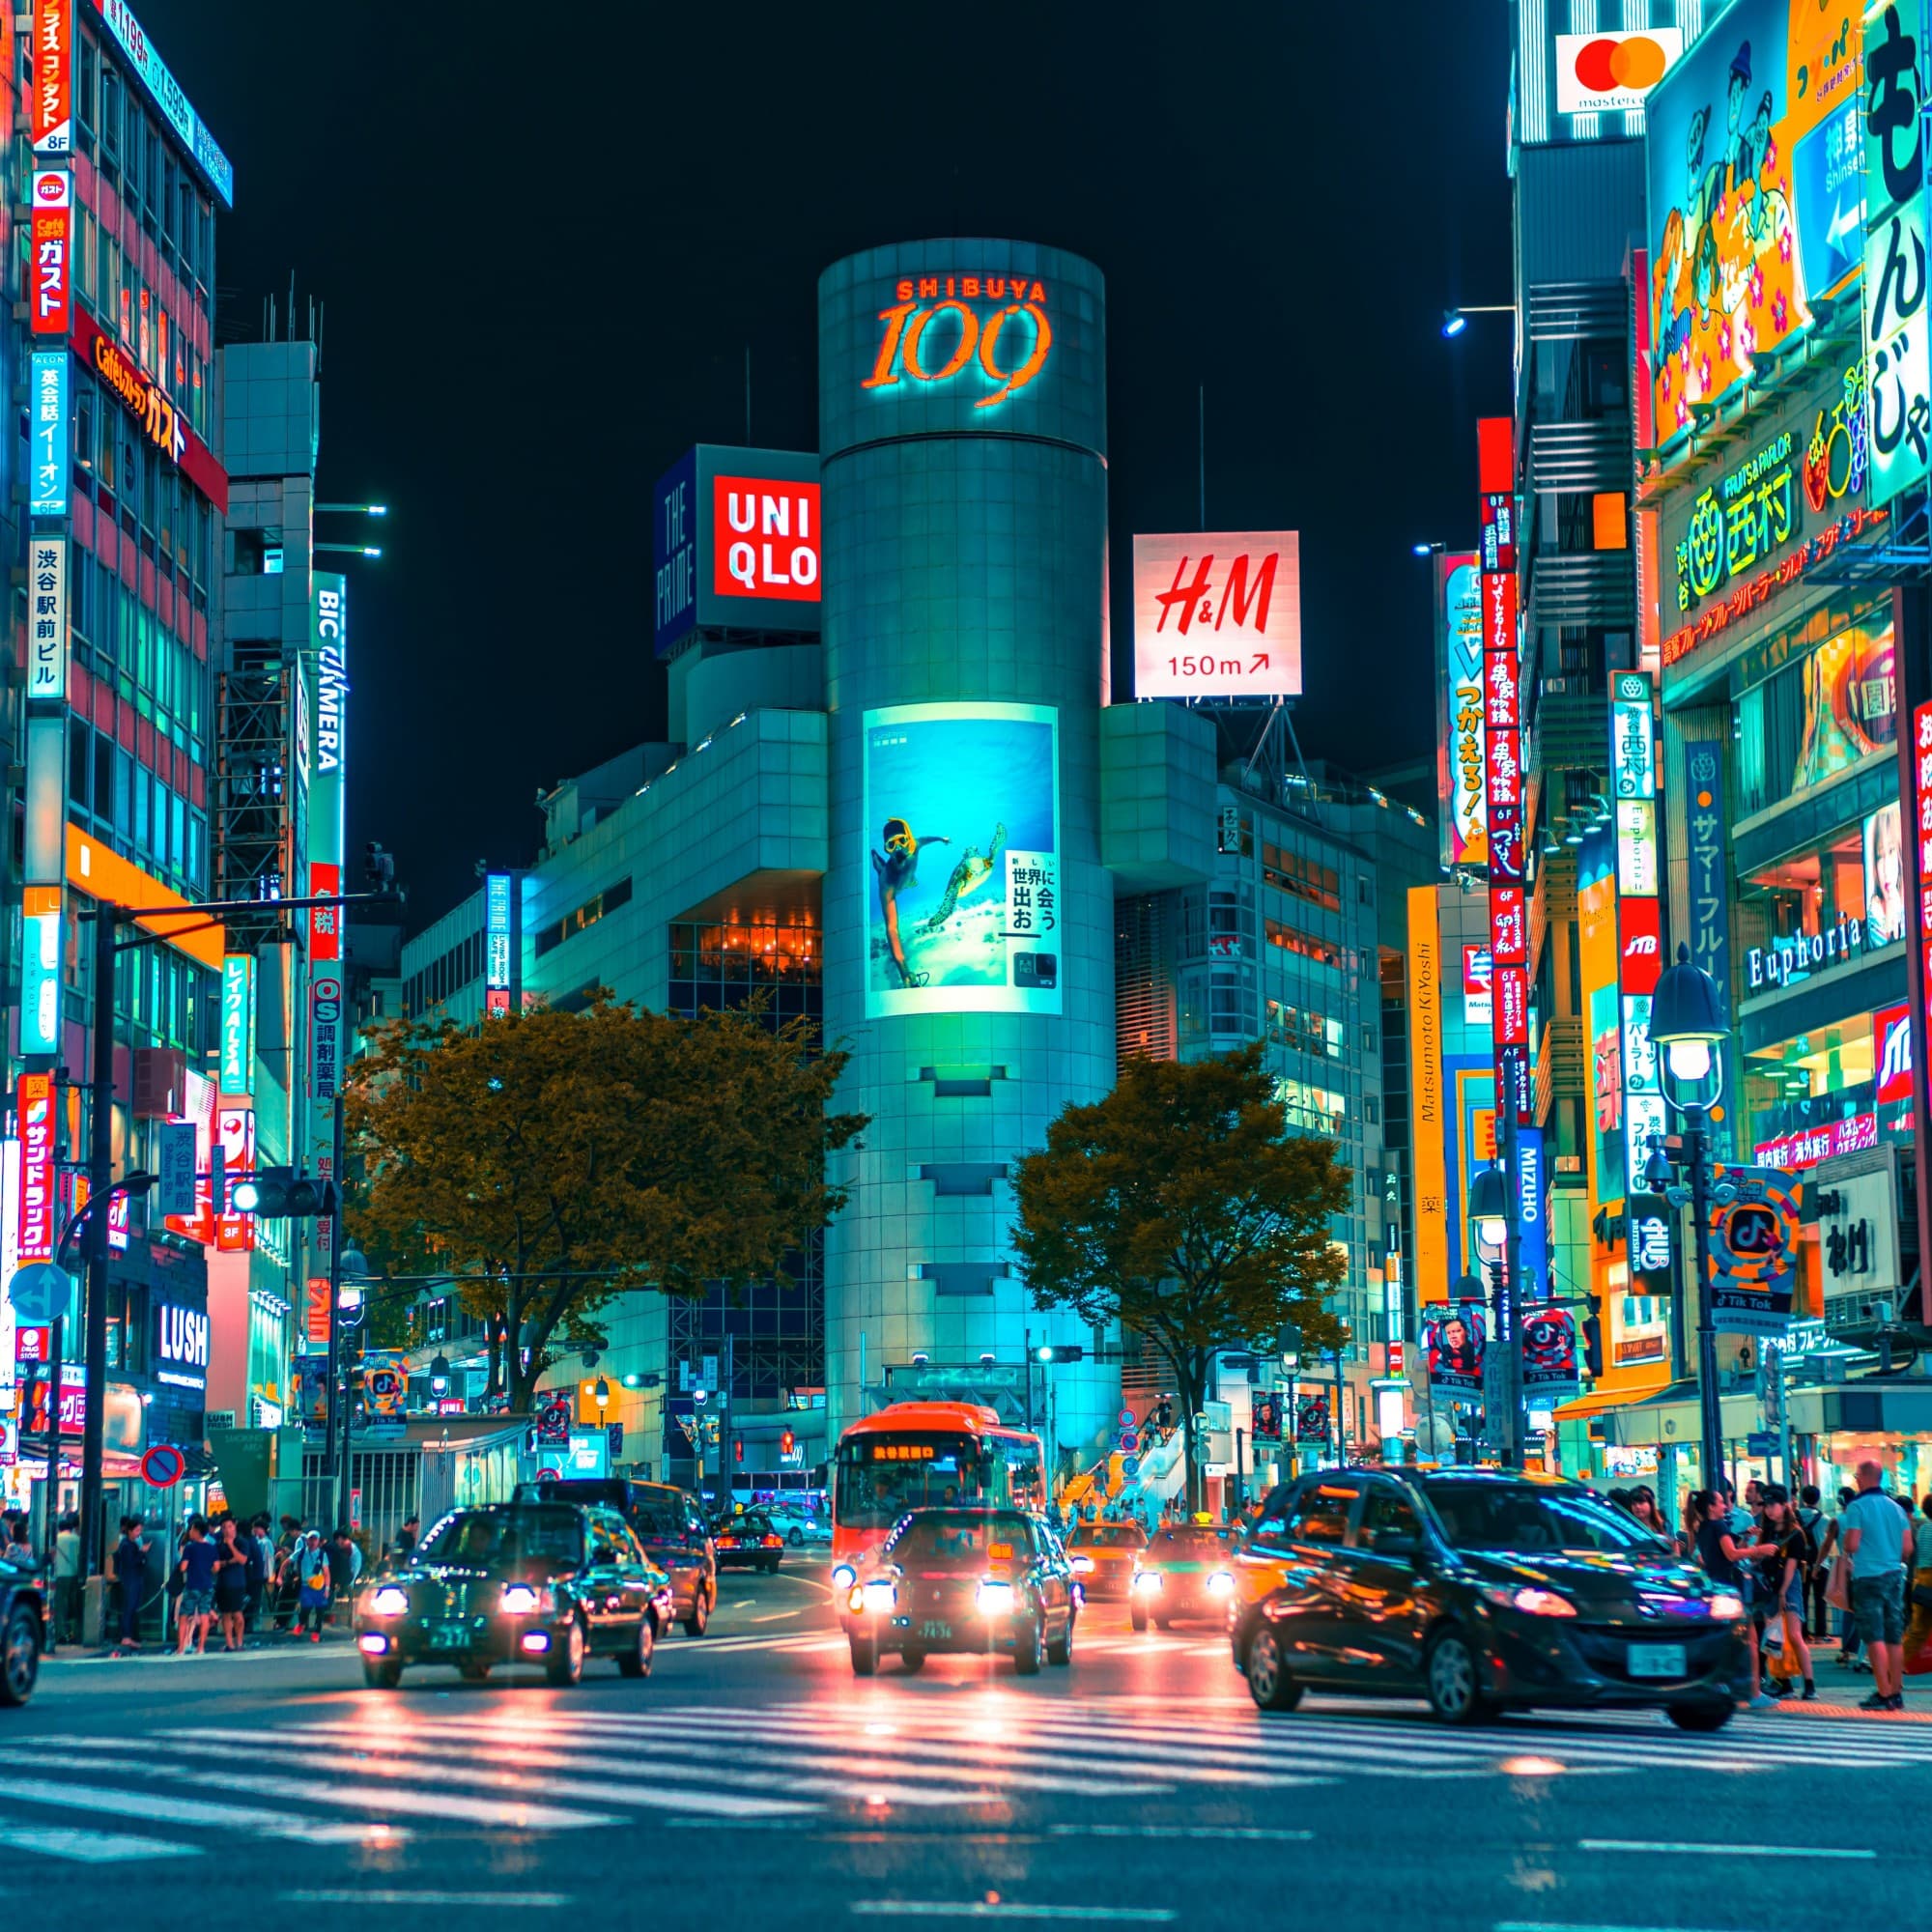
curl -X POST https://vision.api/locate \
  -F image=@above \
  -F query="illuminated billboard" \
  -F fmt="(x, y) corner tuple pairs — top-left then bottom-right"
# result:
(1552, 28), (1684, 115)
(1439, 554), (1485, 868)
(862, 702), (1061, 1017)
(1131, 532), (1302, 700)
(30, 168), (69, 337)
(93, 0), (234, 207)
(485, 871), (512, 1017)
(30, 351), (67, 519)
(1647, 0), (1866, 437)
(652, 444), (822, 659)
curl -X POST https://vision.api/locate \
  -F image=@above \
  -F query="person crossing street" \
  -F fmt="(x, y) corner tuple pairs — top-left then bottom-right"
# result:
(1841, 1461), (1914, 1713)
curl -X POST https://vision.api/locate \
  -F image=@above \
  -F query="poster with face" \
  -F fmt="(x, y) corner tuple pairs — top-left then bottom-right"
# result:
(1423, 1304), (1488, 1397)
(1520, 1306), (1581, 1401)
(1865, 798), (1907, 947)
(863, 702), (1062, 1017)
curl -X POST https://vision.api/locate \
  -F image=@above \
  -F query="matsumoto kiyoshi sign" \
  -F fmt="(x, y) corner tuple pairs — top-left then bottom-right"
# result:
(1744, 911), (1872, 991)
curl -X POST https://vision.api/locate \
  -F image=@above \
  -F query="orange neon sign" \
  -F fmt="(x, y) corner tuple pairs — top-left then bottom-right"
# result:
(863, 273), (1052, 409)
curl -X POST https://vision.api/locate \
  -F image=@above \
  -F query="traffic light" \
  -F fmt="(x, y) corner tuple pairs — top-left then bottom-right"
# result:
(620, 1372), (663, 1390)
(1035, 1344), (1085, 1364)
(1582, 1311), (1605, 1378)
(231, 1167), (339, 1219)
(780, 1428), (795, 1458)
(734, 1437), (744, 1464)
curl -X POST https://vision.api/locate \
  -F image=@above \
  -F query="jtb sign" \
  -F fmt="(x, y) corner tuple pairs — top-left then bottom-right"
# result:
(863, 273), (1052, 410)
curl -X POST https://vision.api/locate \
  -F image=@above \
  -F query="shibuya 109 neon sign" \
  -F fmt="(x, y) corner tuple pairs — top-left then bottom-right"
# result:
(864, 272), (1052, 409)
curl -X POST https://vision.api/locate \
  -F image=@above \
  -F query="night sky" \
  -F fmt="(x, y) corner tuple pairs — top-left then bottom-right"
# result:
(141, 3), (1515, 924)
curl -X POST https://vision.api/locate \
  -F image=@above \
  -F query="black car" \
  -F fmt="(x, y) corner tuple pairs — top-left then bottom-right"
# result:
(1230, 1468), (1748, 1730)
(355, 1502), (672, 1690)
(713, 1511), (785, 1574)
(0, 1554), (43, 1707)
(842, 1507), (1078, 1676)
(515, 1477), (717, 1634)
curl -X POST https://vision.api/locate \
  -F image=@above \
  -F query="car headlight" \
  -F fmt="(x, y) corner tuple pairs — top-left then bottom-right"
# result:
(368, 1585), (410, 1617)
(1709, 1591), (1746, 1620)
(832, 1563), (857, 1590)
(499, 1582), (553, 1615)
(1132, 1571), (1164, 1594)
(1070, 1554), (1094, 1573)
(976, 1578), (1017, 1616)
(862, 1579), (897, 1614)
(1480, 1584), (1577, 1618)
(1207, 1570), (1236, 1597)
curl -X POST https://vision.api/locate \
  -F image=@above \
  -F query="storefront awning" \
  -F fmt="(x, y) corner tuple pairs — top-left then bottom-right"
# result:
(1553, 1380), (1675, 1423)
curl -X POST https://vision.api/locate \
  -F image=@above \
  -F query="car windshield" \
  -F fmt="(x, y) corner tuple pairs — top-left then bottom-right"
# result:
(1072, 1525), (1145, 1548)
(885, 1512), (1032, 1569)
(632, 1502), (688, 1540)
(1150, 1526), (1236, 1556)
(1422, 1484), (1669, 1554)
(835, 1434), (990, 1530)
(416, 1508), (585, 1571)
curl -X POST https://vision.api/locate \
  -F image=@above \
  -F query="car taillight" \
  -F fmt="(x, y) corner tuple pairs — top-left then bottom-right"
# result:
(762, 1535), (781, 1548)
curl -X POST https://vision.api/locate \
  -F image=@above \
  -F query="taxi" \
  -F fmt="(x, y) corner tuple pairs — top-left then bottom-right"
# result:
(1065, 1520), (1148, 1601)
(1129, 1520), (1243, 1632)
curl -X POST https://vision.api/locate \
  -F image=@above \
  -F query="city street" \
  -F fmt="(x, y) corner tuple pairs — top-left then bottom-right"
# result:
(5, 1568), (1927, 1926)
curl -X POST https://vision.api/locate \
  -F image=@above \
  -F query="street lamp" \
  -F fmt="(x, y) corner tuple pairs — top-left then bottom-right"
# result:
(1650, 942), (1731, 1494)
(594, 1377), (611, 1411)
(1467, 1165), (1521, 1466)
(429, 1352), (451, 1398)
(1441, 304), (1514, 338)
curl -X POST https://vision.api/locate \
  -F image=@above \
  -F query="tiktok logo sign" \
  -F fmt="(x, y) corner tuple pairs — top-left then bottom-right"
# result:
(863, 272), (1053, 411)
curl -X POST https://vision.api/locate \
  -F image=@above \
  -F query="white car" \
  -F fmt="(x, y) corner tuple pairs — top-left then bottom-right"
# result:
(764, 1507), (832, 1548)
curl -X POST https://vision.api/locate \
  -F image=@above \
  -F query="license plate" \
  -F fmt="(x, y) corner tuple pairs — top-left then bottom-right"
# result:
(1627, 1642), (1686, 1678)
(918, 1620), (952, 1642)
(430, 1624), (469, 1650)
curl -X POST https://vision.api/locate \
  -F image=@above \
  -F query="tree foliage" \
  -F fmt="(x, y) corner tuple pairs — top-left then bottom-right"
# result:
(346, 994), (867, 1410)
(1011, 1042), (1350, 1506)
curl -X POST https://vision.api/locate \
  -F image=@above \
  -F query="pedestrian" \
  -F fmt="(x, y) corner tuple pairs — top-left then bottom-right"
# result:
(1758, 1485), (1815, 1700)
(327, 1526), (360, 1622)
(111, 1515), (149, 1649)
(212, 1520), (248, 1652)
(173, 1517), (217, 1656)
(2, 1514), (34, 1566)
(238, 1517), (269, 1633)
(52, 1511), (81, 1645)
(391, 1515), (419, 1562)
(1690, 1486), (1781, 1708)
(1798, 1486), (1827, 1637)
(1840, 1460), (1914, 1713)
(1904, 1495), (1932, 1680)
(296, 1532), (331, 1639)
(1629, 1487), (1671, 1544)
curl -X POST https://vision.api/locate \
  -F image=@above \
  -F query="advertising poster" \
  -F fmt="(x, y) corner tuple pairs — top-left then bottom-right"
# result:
(1867, 798), (1908, 946)
(1406, 887), (1450, 1300)
(1647, 0), (1865, 435)
(863, 703), (1061, 1016)
(1708, 1163), (1803, 1335)
(1798, 620), (1898, 788)
(1251, 1393), (1282, 1441)
(1131, 532), (1303, 701)
(1520, 1305), (1581, 1401)
(360, 1350), (409, 1439)
(1862, 0), (1930, 507)
(1423, 1304), (1488, 1398)
(1293, 1393), (1330, 1445)
(1440, 554), (1486, 868)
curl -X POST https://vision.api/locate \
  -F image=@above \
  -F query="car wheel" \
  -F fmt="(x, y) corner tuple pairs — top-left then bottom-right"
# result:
(1014, 1615), (1045, 1676)
(788, 1528), (805, 1547)
(545, 1616), (586, 1688)
(899, 1648), (926, 1673)
(1152, 1614), (1172, 1631)
(683, 1591), (710, 1638)
(1130, 1604), (1148, 1633)
(1425, 1628), (1489, 1725)
(1047, 1610), (1074, 1667)
(618, 1616), (655, 1680)
(766, 1556), (782, 1575)
(362, 1658), (402, 1690)
(1244, 1627), (1303, 1712)
(850, 1632), (878, 1677)
(457, 1661), (492, 1683)
(0, 1603), (39, 1708)
(1666, 1701), (1734, 1733)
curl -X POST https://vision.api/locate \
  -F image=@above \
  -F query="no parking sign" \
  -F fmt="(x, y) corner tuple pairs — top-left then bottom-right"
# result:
(140, 1444), (185, 1489)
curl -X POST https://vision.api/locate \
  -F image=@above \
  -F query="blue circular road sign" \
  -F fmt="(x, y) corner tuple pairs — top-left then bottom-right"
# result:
(8, 1262), (71, 1326)
(1122, 1456), (1141, 1479)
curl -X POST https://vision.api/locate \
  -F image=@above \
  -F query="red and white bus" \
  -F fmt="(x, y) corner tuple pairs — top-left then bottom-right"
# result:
(830, 1401), (1046, 1582)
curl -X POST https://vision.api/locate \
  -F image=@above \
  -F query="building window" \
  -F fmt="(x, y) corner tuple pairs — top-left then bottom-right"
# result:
(533, 876), (635, 958)
(1262, 841), (1341, 912)
(1264, 918), (1343, 971)
(668, 916), (822, 1022)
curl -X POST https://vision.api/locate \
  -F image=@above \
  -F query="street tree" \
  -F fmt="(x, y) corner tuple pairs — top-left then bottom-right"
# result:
(1011, 1042), (1350, 1511)
(347, 994), (867, 1411)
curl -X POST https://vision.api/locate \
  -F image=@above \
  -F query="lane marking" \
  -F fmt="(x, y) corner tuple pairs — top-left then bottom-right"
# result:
(1495, 1924), (1754, 1932)
(0, 1762), (404, 1844)
(1579, 1841), (1875, 1860)
(1049, 1824), (1314, 1842)
(0, 1823), (200, 1862)
(751, 1613), (797, 1624)
(282, 1893), (572, 1908)
(852, 1909), (1175, 1924)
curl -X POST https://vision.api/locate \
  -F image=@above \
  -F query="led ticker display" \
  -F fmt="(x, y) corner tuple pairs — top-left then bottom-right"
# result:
(1131, 532), (1303, 700)
(863, 271), (1052, 411)
(862, 702), (1061, 1019)
(485, 871), (512, 1018)
(93, 0), (234, 207)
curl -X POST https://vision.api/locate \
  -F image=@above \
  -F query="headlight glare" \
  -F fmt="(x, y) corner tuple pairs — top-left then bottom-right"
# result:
(976, 1578), (1016, 1616)
(1070, 1554), (1094, 1573)
(499, 1582), (550, 1615)
(832, 1563), (857, 1590)
(1481, 1584), (1577, 1618)
(862, 1579), (897, 1613)
(368, 1585), (410, 1617)
(1207, 1570), (1236, 1597)
(1709, 1591), (1745, 1620)
(1132, 1571), (1164, 1594)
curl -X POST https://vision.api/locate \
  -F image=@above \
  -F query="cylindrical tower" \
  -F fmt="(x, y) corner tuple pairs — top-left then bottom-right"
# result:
(818, 240), (1118, 1458)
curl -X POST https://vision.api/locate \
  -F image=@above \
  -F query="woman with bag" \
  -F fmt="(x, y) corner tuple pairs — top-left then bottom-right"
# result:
(1691, 1487), (1781, 1708)
(1758, 1486), (1815, 1700)
(295, 1531), (331, 1641)
(1902, 1494), (1932, 1678)
(1822, 1488), (1866, 1671)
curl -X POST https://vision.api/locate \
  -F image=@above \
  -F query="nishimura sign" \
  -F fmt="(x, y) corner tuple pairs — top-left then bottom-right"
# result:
(1131, 533), (1303, 700)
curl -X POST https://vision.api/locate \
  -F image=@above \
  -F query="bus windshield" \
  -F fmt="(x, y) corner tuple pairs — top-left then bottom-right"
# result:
(834, 1433), (990, 1530)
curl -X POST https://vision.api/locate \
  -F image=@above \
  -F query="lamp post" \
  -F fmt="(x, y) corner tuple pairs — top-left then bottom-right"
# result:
(1649, 943), (1733, 1495)
(1467, 1165), (1520, 1466)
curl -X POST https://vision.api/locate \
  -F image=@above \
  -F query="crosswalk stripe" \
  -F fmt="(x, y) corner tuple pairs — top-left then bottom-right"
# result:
(327, 1717), (1179, 1800)
(0, 1759), (404, 1844)
(0, 1823), (200, 1863)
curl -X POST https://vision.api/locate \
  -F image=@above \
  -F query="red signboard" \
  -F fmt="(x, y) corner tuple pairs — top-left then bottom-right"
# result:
(1916, 700), (1932, 1088)
(31, 1), (71, 156)
(69, 305), (229, 515)
(1753, 1113), (1879, 1171)
(1619, 895), (1663, 997)
(1878, 998), (1914, 1107)
(1494, 963), (1529, 1047)
(308, 861), (341, 963)
(1490, 885), (1526, 966)
(711, 476), (820, 604)
(30, 169), (70, 337)
(16, 1073), (55, 1264)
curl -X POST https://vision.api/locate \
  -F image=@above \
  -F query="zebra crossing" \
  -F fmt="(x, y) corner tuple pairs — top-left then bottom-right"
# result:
(667, 1629), (1231, 1659)
(5, 1691), (1932, 1864)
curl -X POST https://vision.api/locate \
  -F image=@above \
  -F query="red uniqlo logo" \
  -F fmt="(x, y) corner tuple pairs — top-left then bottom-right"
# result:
(713, 477), (821, 603)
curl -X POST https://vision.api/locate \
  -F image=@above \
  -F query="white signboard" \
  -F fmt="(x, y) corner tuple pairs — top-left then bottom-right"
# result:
(1132, 531), (1302, 700)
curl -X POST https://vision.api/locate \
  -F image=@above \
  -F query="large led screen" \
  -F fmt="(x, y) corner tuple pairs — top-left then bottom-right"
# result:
(863, 702), (1062, 1017)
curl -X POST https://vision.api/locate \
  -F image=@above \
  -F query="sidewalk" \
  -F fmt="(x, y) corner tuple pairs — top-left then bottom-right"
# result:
(44, 1620), (358, 1665)
(1767, 1641), (1932, 1719)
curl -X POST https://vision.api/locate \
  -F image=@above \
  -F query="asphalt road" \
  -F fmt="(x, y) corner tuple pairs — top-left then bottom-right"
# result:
(7, 1566), (1928, 1928)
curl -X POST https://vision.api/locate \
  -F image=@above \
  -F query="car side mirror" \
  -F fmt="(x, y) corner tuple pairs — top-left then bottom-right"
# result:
(1372, 1533), (1420, 1560)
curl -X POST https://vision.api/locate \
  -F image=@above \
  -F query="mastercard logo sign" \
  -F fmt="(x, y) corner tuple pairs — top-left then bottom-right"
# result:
(1553, 28), (1684, 116)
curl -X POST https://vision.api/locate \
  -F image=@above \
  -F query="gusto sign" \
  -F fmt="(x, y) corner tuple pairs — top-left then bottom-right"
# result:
(864, 273), (1052, 410)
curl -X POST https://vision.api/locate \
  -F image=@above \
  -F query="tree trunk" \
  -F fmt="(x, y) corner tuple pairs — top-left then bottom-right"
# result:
(1168, 1350), (1207, 1518)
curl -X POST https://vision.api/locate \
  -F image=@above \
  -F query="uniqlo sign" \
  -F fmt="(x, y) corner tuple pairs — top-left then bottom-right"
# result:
(711, 476), (821, 604)
(31, 1), (71, 156)
(15, 1073), (55, 1264)
(30, 169), (70, 337)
